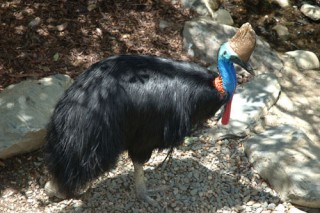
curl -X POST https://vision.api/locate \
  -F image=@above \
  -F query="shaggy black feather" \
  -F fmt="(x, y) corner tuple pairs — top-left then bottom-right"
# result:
(44, 55), (228, 197)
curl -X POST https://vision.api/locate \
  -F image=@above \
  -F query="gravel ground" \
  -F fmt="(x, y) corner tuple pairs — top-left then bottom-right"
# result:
(0, 123), (316, 213)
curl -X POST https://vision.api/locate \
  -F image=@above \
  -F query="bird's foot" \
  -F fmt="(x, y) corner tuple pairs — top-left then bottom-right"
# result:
(136, 185), (169, 206)
(133, 162), (171, 206)
(136, 190), (158, 206)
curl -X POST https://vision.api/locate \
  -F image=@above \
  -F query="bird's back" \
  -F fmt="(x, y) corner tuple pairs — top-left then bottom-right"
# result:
(77, 55), (226, 146)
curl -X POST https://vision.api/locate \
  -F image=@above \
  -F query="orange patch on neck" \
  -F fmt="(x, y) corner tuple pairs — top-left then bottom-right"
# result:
(213, 76), (226, 96)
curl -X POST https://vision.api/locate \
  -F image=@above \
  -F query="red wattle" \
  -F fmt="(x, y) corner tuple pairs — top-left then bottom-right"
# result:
(221, 97), (233, 125)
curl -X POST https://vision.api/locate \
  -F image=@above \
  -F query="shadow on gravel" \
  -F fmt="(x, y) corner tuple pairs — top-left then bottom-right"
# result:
(64, 158), (279, 212)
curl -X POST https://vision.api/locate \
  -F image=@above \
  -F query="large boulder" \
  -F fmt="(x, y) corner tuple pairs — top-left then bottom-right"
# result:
(0, 74), (73, 159)
(261, 53), (320, 142)
(285, 50), (320, 70)
(300, 3), (320, 21)
(183, 17), (283, 75)
(245, 125), (320, 208)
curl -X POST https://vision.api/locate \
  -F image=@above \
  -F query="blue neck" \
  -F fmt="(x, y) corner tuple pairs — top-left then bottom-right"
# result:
(217, 58), (237, 100)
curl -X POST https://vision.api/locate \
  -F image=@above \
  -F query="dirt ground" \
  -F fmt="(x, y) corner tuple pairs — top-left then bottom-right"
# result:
(0, 0), (195, 90)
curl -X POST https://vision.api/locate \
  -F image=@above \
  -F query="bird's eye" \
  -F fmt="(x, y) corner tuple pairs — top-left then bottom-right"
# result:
(223, 51), (227, 55)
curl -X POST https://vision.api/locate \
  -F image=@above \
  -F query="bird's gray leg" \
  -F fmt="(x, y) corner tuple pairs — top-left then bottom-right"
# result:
(133, 162), (163, 206)
(133, 162), (156, 205)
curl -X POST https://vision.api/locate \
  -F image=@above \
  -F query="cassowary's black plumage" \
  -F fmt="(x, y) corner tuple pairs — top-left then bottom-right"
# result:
(44, 22), (256, 205)
(44, 55), (228, 199)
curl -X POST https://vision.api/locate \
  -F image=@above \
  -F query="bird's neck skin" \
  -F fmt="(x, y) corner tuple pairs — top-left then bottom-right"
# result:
(217, 57), (237, 99)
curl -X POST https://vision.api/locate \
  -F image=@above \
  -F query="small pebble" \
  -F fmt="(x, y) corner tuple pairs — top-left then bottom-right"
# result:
(267, 203), (276, 210)
(190, 189), (198, 196)
(275, 204), (285, 213)
(247, 200), (255, 205)
(256, 207), (263, 213)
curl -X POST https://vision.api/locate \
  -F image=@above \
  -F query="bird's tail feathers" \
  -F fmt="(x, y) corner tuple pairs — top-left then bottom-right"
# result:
(44, 115), (124, 197)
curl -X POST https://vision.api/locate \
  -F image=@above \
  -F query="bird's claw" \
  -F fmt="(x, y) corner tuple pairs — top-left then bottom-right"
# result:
(136, 191), (158, 206)
(136, 185), (169, 206)
(133, 162), (169, 206)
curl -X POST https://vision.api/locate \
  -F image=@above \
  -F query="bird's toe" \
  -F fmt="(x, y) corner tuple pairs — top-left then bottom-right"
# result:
(136, 190), (158, 206)
(147, 185), (169, 193)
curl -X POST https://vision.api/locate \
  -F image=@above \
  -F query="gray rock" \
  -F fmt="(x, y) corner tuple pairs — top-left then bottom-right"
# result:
(245, 125), (320, 208)
(285, 50), (320, 70)
(0, 74), (73, 159)
(272, 24), (289, 40)
(300, 4), (320, 21)
(183, 17), (283, 75)
(260, 54), (319, 142)
(273, 0), (290, 8)
(190, 189), (198, 195)
(159, 20), (171, 30)
(267, 203), (276, 210)
(275, 204), (285, 213)
(180, 0), (219, 18)
(212, 9), (234, 26)
(208, 73), (281, 140)
(289, 208), (309, 213)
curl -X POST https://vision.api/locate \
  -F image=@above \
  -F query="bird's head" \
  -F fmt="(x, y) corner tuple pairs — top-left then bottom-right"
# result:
(218, 22), (256, 76)
(217, 42), (254, 76)
(216, 23), (256, 97)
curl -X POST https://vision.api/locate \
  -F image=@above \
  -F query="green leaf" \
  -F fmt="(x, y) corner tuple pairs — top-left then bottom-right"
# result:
(53, 53), (60, 61)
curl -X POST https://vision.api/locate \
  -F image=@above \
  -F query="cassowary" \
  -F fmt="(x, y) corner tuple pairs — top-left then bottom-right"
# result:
(44, 23), (256, 205)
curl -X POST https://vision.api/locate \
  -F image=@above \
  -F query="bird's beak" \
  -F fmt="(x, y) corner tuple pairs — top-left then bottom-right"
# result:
(230, 55), (255, 76)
